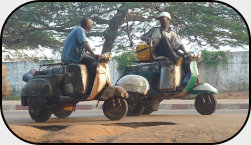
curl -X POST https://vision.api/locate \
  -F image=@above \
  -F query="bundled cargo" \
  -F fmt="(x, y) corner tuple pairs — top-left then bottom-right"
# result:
(22, 69), (37, 82)
(2, 64), (11, 97)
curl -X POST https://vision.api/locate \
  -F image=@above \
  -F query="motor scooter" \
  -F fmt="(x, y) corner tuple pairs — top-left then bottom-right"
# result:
(116, 54), (218, 116)
(21, 53), (129, 122)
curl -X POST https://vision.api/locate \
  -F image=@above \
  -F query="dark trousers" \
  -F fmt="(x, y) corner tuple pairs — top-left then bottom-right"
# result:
(154, 37), (179, 62)
(80, 53), (97, 93)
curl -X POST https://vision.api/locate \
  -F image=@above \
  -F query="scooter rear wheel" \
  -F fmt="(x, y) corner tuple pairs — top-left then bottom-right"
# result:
(195, 93), (217, 115)
(103, 97), (128, 120)
(127, 103), (145, 116)
(54, 110), (73, 119)
(143, 104), (154, 115)
(143, 109), (154, 115)
(29, 106), (52, 122)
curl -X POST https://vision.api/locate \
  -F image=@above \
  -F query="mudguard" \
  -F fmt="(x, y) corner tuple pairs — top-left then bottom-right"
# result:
(99, 86), (129, 101)
(21, 74), (64, 106)
(116, 75), (150, 95)
(87, 62), (111, 100)
(190, 83), (219, 95)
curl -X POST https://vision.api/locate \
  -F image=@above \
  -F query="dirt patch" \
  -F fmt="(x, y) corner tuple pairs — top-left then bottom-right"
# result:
(8, 122), (176, 143)
(8, 125), (49, 143)
(215, 91), (249, 99)
(45, 125), (134, 143)
(9, 124), (133, 143)
(110, 123), (243, 143)
(8, 119), (244, 143)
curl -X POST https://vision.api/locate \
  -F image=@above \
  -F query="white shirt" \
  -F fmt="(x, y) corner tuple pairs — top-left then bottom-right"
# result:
(141, 27), (182, 59)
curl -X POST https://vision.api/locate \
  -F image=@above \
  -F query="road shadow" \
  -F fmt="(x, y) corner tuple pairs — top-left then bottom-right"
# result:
(30, 125), (69, 131)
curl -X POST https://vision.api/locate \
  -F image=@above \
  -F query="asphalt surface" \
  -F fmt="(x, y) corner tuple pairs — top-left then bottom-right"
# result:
(2, 109), (249, 125)
(2, 99), (249, 111)
(1, 98), (249, 125)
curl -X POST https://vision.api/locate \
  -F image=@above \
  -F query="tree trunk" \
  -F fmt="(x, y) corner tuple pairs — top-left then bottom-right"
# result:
(101, 9), (128, 54)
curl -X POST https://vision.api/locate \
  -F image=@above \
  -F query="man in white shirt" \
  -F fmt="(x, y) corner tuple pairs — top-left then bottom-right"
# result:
(141, 12), (188, 65)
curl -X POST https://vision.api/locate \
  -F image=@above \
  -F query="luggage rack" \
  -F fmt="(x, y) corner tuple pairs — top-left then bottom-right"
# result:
(38, 62), (66, 74)
(123, 60), (176, 76)
(131, 60), (174, 65)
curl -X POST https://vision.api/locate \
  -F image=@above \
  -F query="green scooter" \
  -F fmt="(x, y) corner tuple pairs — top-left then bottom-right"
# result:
(116, 55), (218, 116)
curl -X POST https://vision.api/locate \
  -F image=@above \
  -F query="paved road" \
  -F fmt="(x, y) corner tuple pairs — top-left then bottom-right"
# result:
(2, 109), (249, 125)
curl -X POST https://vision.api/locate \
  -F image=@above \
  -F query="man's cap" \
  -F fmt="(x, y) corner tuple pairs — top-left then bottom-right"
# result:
(156, 12), (171, 20)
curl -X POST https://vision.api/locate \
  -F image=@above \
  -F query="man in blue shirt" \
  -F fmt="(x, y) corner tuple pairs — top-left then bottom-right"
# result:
(61, 17), (101, 92)
(61, 16), (100, 63)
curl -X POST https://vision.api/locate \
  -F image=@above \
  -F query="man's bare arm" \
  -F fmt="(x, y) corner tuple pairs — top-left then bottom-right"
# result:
(82, 41), (100, 58)
(82, 41), (94, 55)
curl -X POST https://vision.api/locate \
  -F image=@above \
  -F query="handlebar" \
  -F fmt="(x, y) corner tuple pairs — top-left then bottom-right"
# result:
(96, 52), (112, 63)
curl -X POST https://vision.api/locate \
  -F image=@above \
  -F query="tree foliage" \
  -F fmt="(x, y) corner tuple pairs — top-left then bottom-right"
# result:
(167, 3), (249, 48)
(113, 51), (137, 74)
(2, 2), (249, 55)
(200, 50), (229, 71)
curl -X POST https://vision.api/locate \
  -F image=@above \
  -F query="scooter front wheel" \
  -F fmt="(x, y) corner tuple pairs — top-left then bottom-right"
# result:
(195, 93), (217, 115)
(103, 97), (128, 120)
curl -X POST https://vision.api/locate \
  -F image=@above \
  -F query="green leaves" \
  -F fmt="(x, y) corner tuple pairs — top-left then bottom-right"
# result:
(201, 50), (228, 71)
(2, 2), (249, 55)
(168, 2), (248, 49)
(113, 51), (137, 74)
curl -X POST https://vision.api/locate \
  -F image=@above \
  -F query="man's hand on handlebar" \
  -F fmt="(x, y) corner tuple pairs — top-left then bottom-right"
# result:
(94, 54), (107, 60)
(146, 38), (152, 46)
(93, 54), (102, 59)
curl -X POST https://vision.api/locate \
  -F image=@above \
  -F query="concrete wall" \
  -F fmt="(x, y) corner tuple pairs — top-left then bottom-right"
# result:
(3, 61), (38, 93)
(3, 60), (120, 94)
(3, 51), (249, 94)
(198, 51), (249, 92)
(2, 61), (56, 94)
